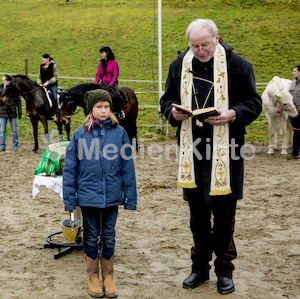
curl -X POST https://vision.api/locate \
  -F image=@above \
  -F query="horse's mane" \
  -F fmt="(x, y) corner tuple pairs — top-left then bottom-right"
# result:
(14, 74), (39, 86)
(69, 83), (99, 96)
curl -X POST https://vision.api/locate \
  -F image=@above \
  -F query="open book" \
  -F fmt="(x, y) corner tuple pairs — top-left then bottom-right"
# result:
(172, 103), (220, 121)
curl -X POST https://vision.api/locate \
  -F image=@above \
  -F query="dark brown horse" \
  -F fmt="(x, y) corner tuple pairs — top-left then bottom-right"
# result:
(59, 83), (138, 144)
(1, 74), (64, 152)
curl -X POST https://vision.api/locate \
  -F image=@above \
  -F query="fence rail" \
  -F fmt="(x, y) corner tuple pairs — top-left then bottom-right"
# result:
(0, 71), (269, 88)
(0, 71), (269, 135)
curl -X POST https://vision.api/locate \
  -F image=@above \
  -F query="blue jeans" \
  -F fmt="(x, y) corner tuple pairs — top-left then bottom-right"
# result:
(81, 206), (118, 260)
(0, 117), (19, 150)
(47, 85), (59, 112)
(49, 85), (58, 102)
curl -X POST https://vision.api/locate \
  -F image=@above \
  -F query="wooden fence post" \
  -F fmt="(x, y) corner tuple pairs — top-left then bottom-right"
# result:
(25, 59), (28, 76)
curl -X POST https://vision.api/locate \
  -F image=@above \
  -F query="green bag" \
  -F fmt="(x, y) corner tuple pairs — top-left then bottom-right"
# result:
(34, 148), (65, 176)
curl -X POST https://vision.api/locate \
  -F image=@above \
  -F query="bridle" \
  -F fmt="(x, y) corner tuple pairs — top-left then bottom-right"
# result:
(59, 94), (82, 119)
(60, 106), (82, 117)
(272, 87), (300, 130)
(273, 88), (297, 113)
(274, 97), (300, 131)
(274, 98), (297, 113)
(6, 79), (41, 97)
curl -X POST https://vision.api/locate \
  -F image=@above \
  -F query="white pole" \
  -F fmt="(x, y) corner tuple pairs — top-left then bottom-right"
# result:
(158, 0), (162, 99)
(157, 0), (164, 131)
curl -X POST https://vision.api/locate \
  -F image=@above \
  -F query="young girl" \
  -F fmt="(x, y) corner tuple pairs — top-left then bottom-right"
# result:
(63, 89), (137, 298)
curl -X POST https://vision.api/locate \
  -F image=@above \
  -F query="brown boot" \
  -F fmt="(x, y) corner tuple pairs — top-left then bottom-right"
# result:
(85, 254), (104, 298)
(100, 255), (118, 298)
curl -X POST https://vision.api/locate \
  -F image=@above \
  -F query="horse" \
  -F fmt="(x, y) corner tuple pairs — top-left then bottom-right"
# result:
(1, 74), (64, 152)
(59, 83), (138, 144)
(262, 76), (298, 155)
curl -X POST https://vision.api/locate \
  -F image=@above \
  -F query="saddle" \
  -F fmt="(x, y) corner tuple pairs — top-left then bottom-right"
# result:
(100, 83), (127, 112)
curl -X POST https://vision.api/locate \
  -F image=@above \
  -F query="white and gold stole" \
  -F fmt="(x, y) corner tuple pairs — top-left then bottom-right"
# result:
(177, 44), (232, 196)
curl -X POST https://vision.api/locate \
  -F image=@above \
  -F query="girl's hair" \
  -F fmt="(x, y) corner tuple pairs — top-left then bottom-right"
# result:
(84, 112), (119, 132)
(42, 53), (53, 60)
(99, 46), (116, 61)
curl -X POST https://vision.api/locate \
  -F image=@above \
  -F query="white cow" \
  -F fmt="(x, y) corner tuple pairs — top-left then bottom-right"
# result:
(262, 76), (298, 155)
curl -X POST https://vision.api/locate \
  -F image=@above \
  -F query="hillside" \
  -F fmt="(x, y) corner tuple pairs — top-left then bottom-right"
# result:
(0, 0), (299, 141)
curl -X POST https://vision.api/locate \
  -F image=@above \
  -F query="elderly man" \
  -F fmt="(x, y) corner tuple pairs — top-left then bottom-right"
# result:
(160, 19), (262, 294)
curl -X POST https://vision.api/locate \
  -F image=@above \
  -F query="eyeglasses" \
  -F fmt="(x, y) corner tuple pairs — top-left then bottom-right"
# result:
(190, 41), (213, 50)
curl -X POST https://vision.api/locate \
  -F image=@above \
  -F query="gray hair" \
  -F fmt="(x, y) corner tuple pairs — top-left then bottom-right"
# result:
(186, 19), (218, 42)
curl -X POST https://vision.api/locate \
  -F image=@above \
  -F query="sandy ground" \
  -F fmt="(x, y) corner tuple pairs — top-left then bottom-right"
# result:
(0, 141), (299, 299)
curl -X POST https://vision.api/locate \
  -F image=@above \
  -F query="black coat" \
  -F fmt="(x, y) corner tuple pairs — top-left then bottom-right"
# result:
(160, 40), (262, 203)
(0, 85), (22, 119)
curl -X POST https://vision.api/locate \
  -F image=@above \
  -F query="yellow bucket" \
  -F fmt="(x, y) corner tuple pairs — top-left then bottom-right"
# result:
(61, 213), (81, 242)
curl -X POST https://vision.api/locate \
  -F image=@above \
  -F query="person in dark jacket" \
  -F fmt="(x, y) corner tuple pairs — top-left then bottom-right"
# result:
(288, 64), (300, 159)
(63, 89), (137, 298)
(37, 53), (59, 120)
(0, 76), (22, 151)
(160, 19), (262, 295)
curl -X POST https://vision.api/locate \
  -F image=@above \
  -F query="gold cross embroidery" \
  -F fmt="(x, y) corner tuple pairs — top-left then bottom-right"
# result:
(217, 167), (225, 181)
(183, 161), (190, 174)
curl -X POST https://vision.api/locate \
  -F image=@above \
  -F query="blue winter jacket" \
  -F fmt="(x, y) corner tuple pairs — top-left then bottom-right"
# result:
(63, 120), (137, 211)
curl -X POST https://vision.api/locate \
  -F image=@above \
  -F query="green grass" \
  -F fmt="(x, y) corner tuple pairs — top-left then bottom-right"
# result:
(0, 0), (299, 144)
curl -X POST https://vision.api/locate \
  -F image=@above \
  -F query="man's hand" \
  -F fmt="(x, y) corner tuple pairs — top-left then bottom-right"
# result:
(205, 109), (236, 126)
(172, 107), (191, 121)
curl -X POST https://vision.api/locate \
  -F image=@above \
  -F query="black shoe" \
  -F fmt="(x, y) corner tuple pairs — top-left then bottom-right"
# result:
(182, 273), (209, 289)
(217, 277), (235, 294)
(287, 154), (299, 160)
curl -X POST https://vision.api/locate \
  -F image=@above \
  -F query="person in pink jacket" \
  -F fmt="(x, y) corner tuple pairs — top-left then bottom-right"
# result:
(95, 46), (118, 85)
(95, 46), (125, 118)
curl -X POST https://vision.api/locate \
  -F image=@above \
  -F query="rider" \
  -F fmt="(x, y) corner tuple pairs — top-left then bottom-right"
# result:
(95, 46), (125, 119)
(37, 53), (59, 121)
